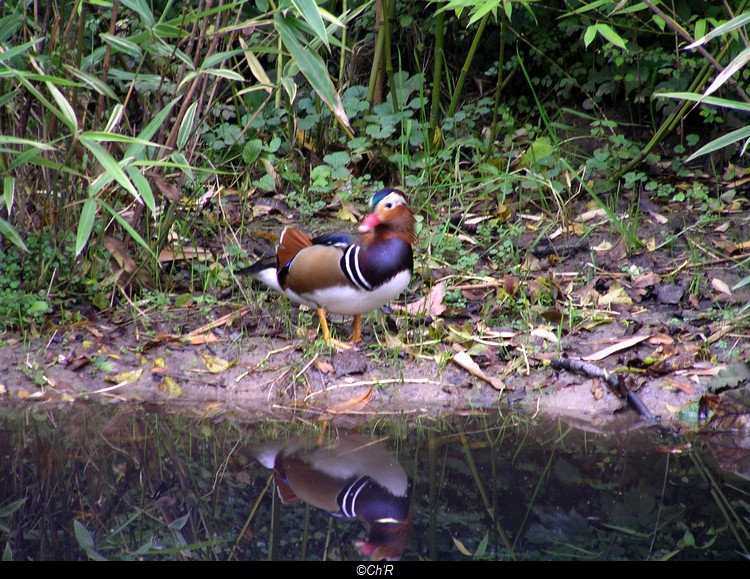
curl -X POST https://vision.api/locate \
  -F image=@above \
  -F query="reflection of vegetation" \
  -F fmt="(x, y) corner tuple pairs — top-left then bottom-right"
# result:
(0, 407), (748, 560)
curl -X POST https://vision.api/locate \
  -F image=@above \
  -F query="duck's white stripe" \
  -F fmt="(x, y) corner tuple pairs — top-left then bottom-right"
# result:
(342, 245), (372, 291)
(340, 476), (368, 518)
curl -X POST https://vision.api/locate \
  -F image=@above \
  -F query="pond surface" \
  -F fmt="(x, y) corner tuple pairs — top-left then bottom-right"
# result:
(0, 402), (748, 561)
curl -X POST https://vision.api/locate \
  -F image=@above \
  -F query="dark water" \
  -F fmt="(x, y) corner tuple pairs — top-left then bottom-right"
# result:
(0, 402), (748, 561)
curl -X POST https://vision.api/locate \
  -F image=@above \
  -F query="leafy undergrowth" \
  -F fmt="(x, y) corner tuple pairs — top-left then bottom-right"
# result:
(0, 156), (748, 435)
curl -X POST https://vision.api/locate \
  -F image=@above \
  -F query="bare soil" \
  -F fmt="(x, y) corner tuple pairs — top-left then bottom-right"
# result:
(1, 194), (749, 435)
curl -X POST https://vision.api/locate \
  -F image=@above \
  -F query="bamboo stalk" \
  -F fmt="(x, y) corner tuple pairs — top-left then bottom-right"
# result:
(366, 1), (385, 106)
(446, 12), (490, 120)
(382, 0), (399, 111)
(429, 11), (445, 147)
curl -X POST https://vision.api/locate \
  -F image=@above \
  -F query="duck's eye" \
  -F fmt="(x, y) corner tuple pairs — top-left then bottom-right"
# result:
(385, 202), (393, 209)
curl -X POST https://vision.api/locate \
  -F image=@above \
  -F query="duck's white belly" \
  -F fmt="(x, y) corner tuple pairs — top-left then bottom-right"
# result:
(285, 270), (411, 315)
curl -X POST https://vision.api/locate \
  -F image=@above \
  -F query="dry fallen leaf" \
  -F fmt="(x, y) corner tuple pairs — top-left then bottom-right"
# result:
(199, 353), (235, 373)
(314, 360), (335, 375)
(107, 368), (143, 384)
(582, 334), (651, 361)
(392, 282), (447, 317)
(530, 327), (559, 343)
(598, 283), (633, 307)
(158, 376), (183, 397)
(711, 278), (732, 296)
(326, 387), (372, 413)
(451, 348), (505, 391)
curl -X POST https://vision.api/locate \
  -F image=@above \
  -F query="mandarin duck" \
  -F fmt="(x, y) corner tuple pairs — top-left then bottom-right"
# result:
(245, 188), (416, 346)
(255, 432), (413, 560)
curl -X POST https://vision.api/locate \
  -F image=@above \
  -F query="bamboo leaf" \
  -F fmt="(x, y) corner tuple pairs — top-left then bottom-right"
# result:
(126, 166), (155, 213)
(100, 33), (142, 58)
(3, 176), (14, 214)
(594, 23), (628, 50)
(178, 102), (197, 151)
(125, 96), (181, 159)
(686, 125), (750, 162)
(583, 25), (597, 47)
(105, 104), (125, 133)
(0, 37), (44, 63)
(240, 40), (273, 91)
(80, 136), (139, 199)
(0, 217), (28, 252)
(0, 137), (55, 151)
(120, 0), (155, 28)
(200, 67), (245, 82)
(45, 82), (78, 134)
(654, 91), (750, 113)
(76, 198), (98, 257)
(63, 64), (119, 101)
(288, 0), (330, 50)
(201, 48), (244, 69)
(686, 12), (750, 49)
(100, 199), (158, 261)
(702, 45), (750, 98)
(274, 15), (351, 133)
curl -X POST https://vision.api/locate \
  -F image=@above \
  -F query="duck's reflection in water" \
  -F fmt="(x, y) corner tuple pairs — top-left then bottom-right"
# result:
(255, 431), (412, 560)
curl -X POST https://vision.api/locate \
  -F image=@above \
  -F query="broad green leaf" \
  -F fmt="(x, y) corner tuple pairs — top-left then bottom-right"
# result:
(100, 199), (158, 261)
(275, 15), (351, 133)
(76, 197), (98, 257)
(45, 82), (78, 133)
(686, 125), (750, 162)
(178, 102), (197, 151)
(289, 0), (330, 50)
(100, 33), (142, 58)
(242, 139), (263, 165)
(0, 216), (28, 252)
